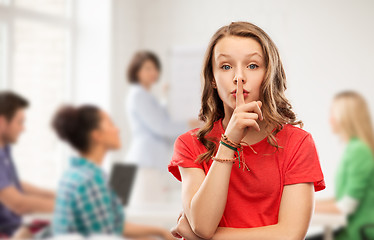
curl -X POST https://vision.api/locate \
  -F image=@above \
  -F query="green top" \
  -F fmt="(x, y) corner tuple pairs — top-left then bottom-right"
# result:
(335, 138), (374, 240)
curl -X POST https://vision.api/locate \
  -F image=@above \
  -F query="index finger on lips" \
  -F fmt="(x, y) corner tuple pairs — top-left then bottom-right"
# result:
(235, 77), (245, 107)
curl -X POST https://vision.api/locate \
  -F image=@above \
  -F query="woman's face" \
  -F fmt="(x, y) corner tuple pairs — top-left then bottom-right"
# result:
(137, 59), (160, 88)
(92, 111), (121, 150)
(212, 36), (266, 111)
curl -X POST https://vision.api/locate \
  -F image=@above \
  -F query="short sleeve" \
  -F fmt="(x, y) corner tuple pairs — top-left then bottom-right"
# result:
(0, 163), (12, 191)
(344, 143), (374, 201)
(168, 132), (204, 182)
(284, 133), (326, 192)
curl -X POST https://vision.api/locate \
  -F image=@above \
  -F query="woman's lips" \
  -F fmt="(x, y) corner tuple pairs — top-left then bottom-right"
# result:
(232, 92), (249, 98)
(231, 89), (249, 98)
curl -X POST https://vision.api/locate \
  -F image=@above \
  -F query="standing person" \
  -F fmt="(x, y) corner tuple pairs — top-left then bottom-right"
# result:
(52, 105), (175, 240)
(168, 21), (326, 240)
(0, 91), (55, 238)
(310, 91), (374, 240)
(125, 51), (201, 205)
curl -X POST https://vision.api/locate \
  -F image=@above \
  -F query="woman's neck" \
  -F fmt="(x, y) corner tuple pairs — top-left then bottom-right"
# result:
(81, 145), (106, 166)
(140, 82), (151, 91)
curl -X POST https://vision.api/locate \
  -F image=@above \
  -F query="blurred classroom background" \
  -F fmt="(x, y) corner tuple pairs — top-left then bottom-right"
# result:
(0, 0), (373, 239)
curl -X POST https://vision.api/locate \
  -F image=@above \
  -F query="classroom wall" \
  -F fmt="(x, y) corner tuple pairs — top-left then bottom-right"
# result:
(112, 0), (374, 198)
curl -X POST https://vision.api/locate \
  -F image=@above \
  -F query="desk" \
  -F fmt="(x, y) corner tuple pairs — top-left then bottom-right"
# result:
(125, 203), (181, 229)
(308, 213), (347, 240)
(23, 213), (52, 224)
(22, 203), (181, 229)
(24, 208), (346, 240)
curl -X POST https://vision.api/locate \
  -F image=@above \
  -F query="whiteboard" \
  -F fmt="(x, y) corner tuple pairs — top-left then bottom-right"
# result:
(168, 46), (205, 121)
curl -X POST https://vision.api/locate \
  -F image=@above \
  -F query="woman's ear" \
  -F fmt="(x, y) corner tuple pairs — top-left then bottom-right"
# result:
(90, 129), (101, 145)
(212, 81), (217, 89)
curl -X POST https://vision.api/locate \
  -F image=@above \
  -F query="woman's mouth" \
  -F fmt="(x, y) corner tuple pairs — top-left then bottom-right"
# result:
(231, 90), (249, 98)
(232, 93), (249, 98)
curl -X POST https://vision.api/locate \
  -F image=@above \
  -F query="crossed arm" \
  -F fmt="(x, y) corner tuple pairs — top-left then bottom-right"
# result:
(172, 160), (315, 240)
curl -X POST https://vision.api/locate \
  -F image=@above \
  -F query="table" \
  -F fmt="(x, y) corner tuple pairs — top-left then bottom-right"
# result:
(308, 213), (347, 240)
(24, 206), (347, 240)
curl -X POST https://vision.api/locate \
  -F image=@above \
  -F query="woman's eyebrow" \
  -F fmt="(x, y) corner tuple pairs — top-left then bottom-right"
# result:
(246, 52), (263, 58)
(216, 52), (263, 59)
(216, 53), (232, 59)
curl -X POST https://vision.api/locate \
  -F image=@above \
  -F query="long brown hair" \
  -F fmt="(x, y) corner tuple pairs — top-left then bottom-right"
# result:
(197, 21), (302, 163)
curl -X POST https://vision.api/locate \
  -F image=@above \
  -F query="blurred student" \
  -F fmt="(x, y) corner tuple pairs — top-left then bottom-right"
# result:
(125, 51), (201, 205)
(311, 91), (374, 240)
(0, 91), (55, 238)
(51, 105), (175, 239)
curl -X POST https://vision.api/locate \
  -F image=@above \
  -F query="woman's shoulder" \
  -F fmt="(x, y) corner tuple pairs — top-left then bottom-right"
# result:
(176, 127), (201, 147)
(277, 124), (313, 143)
(127, 84), (149, 99)
(61, 168), (91, 187)
(126, 84), (154, 111)
(130, 84), (153, 96)
(346, 138), (374, 159)
(61, 165), (104, 190)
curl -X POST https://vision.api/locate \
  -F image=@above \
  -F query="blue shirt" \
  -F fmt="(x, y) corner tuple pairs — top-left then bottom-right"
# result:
(52, 157), (124, 237)
(0, 145), (22, 236)
(125, 84), (188, 169)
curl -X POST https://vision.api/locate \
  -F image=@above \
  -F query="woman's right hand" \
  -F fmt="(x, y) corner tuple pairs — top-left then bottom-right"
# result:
(224, 78), (263, 144)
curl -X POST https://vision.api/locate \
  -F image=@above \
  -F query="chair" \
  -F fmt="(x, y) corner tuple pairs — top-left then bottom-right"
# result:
(360, 224), (374, 240)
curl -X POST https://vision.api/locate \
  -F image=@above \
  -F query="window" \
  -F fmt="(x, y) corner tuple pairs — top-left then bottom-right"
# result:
(0, 0), (9, 5)
(14, 0), (69, 16)
(0, 1), (73, 189)
(0, 24), (6, 88)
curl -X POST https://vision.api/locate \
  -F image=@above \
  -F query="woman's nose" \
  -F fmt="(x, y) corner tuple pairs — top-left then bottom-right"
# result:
(233, 75), (246, 84)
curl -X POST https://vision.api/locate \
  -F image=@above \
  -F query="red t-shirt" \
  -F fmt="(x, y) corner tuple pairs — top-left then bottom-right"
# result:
(168, 118), (325, 228)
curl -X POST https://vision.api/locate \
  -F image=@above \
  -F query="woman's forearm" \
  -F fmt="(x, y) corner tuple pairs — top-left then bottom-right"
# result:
(185, 145), (235, 239)
(177, 219), (302, 240)
(172, 214), (207, 240)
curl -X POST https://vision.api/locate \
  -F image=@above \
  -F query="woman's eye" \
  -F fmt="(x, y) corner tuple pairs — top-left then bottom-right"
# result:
(221, 65), (231, 70)
(248, 64), (258, 70)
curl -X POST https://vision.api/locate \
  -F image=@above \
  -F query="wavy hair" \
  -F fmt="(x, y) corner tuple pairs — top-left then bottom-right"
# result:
(196, 21), (303, 163)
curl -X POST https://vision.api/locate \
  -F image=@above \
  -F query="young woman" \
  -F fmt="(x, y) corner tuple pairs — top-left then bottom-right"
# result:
(311, 91), (374, 240)
(51, 105), (175, 239)
(168, 21), (326, 240)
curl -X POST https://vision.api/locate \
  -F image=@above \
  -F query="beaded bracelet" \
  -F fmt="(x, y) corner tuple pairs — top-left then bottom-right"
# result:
(219, 134), (250, 171)
(219, 134), (243, 168)
(221, 134), (241, 149)
(212, 156), (237, 164)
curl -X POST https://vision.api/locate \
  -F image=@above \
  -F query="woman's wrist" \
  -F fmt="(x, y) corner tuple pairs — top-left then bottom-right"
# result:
(217, 134), (241, 155)
(215, 144), (236, 159)
(224, 128), (242, 144)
